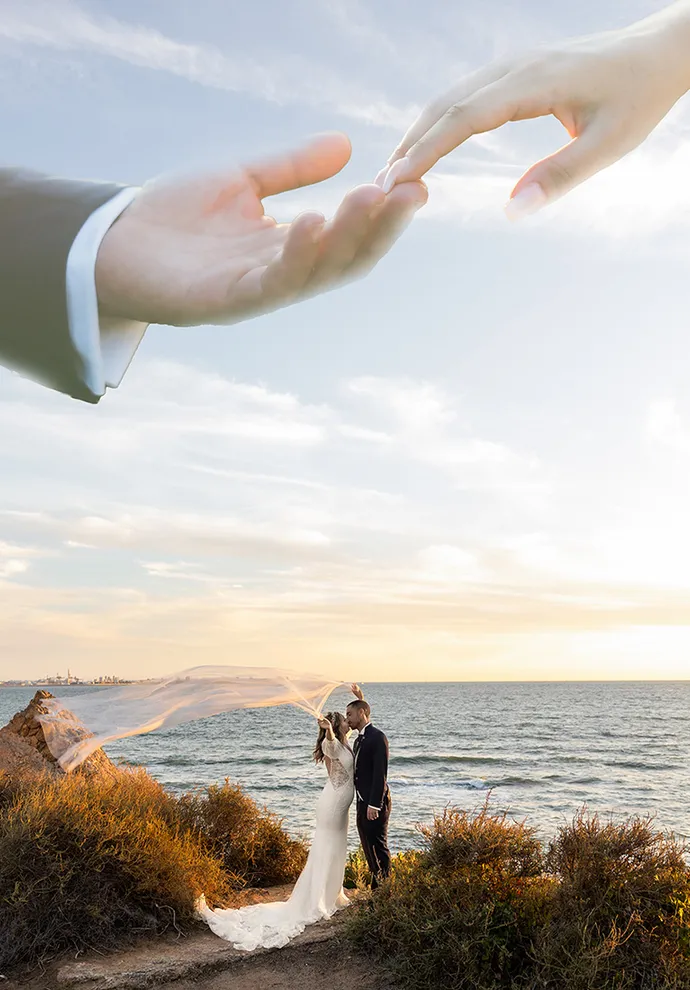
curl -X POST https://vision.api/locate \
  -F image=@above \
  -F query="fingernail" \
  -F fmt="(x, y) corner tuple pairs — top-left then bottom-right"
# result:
(374, 165), (390, 189)
(504, 183), (548, 222)
(382, 157), (409, 194)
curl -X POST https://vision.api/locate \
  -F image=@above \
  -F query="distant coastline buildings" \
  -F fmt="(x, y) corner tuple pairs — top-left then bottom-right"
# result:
(0, 669), (132, 687)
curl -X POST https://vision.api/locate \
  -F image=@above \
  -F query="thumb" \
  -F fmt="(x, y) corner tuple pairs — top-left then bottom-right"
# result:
(505, 116), (618, 220)
(245, 132), (352, 199)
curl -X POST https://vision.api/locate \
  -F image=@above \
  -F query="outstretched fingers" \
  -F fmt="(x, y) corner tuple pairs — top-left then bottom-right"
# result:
(230, 212), (324, 317)
(345, 180), (428, 281)
(259, 212), (326, 299)
(305, 184), (387, 293)
(386, 61), (513, 167)
(385, 77), (526, 185)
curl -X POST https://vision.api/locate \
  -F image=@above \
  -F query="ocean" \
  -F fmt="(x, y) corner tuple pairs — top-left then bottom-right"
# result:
(1, 681), (688, 852)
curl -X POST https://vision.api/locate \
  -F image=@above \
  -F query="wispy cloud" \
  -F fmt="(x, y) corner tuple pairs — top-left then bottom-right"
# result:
(346, 376), (546, 500)
(0, 0), (416, 128)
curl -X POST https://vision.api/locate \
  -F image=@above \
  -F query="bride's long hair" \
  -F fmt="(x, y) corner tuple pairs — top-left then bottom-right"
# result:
(313, 711), (348, 764)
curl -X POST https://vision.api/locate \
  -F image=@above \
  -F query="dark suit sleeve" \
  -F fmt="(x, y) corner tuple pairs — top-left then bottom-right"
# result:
(367, 730), (389, 809)
(0, 168), (126, 402)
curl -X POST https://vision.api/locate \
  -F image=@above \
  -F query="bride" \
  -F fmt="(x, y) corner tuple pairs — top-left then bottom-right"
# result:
(196, 693), (358, 951)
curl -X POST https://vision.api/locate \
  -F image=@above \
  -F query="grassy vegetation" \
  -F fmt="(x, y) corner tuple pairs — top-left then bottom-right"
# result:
(343, 846), (372, 890)
(0, 768), (306, 972)
(347, 800), (690, 990)
(3, 760), (689, 990)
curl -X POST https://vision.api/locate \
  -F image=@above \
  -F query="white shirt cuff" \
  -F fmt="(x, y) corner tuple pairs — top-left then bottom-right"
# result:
(65, 187), (147, 398)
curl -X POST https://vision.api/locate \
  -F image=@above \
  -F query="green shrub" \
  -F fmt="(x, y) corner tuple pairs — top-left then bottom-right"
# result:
(343, 846), (372, 889)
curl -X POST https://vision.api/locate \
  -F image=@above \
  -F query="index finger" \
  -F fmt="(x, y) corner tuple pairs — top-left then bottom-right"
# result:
(387, 61), (513, 166)
(398, 77), (526, 181)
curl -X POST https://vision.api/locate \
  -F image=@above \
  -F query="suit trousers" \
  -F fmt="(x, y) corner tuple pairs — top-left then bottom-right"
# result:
(356, 790), (392, 888)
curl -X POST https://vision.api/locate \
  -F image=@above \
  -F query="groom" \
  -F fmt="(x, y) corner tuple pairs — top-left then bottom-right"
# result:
(347, 684), (391, 888)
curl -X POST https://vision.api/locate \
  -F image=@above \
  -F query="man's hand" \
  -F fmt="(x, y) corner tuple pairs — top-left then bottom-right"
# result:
(367, 806), (380, 821)
(380, 2), (690, 217)
(351, 683), (364, 701)
(96, 133), (427, 326)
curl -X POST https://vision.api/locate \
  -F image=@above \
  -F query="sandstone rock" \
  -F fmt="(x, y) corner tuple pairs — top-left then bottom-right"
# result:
(0, 691), (119, 781)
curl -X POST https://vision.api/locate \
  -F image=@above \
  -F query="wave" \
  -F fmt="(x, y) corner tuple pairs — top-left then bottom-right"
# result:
(394, 754), (508, 766)
(391, 776), (490, 791)
(154, 754), (288, 768)
(391, 775), (535, 791)
(487, 775), (536, 788)
(459, 779), (489, 790)
(604, 760), (681, 771)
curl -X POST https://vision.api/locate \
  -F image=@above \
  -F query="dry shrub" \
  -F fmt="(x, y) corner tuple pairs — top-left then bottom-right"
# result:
(347, 802), (690, 990)
(348, 800), (550, 990)
(176, 779), (307, 890)
(533, 808), (690, 989)
(0, 769), (307, 972)
(420, 801), (544, 876)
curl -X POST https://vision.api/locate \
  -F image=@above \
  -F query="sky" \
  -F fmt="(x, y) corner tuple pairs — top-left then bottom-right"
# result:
(1, 0), (690, 682)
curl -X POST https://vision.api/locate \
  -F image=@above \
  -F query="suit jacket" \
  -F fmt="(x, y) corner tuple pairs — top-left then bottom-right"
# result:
(354, 723), (389, 809)
(0, 168), (125, 402)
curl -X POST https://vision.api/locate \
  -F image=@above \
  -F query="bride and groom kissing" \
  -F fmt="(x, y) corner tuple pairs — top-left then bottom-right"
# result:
(197, 683), (390, 952)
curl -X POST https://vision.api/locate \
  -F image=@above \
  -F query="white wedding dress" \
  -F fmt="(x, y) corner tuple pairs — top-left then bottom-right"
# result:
(197, 736), (354, 951)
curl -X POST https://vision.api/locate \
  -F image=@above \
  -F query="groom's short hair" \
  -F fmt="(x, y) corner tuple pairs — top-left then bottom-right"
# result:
(347, 699), (370, 718)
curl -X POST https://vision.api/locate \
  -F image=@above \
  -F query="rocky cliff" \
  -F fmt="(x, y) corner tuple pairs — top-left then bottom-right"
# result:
(0, 690), (118, 779)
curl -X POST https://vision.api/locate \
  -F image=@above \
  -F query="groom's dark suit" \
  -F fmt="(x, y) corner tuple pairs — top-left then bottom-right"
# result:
(0, 168), (124, 401)
(353, 722), (391, 888)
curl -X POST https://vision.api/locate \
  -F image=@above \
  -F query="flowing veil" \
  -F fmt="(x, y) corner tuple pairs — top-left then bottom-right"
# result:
(37, 665), (344, 771)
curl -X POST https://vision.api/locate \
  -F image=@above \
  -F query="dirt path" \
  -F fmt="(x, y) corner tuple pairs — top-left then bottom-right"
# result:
(154, 937), (396, 990)
(3, 888), (398, 990)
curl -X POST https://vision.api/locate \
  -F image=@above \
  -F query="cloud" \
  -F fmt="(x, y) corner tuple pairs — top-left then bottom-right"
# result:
(421, 113), (690, 240)
(0, 559), (28, 578)
(645, 398), (690, 455)
(2, 360), (688, 680)
(3, 553), (690, 681)
(0, 0), (415, 129)
(345, 376), (545, 499)
(0, 538), (54, 581)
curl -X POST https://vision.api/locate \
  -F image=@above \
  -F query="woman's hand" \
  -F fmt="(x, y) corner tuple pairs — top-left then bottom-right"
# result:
(318, 716), (335, 738)
(381, 2), (690, 217)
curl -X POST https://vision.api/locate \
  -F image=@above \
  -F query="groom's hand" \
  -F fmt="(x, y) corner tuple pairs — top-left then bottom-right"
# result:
(96, 133), (428, 327)
(367, 806), (380, 820)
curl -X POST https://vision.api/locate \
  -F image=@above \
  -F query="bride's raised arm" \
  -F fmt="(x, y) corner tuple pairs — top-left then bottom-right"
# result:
(314, 714), (342, 769)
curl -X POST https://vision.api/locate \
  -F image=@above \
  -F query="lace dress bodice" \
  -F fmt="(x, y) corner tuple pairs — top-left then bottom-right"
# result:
(322, 737), (354, 790)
